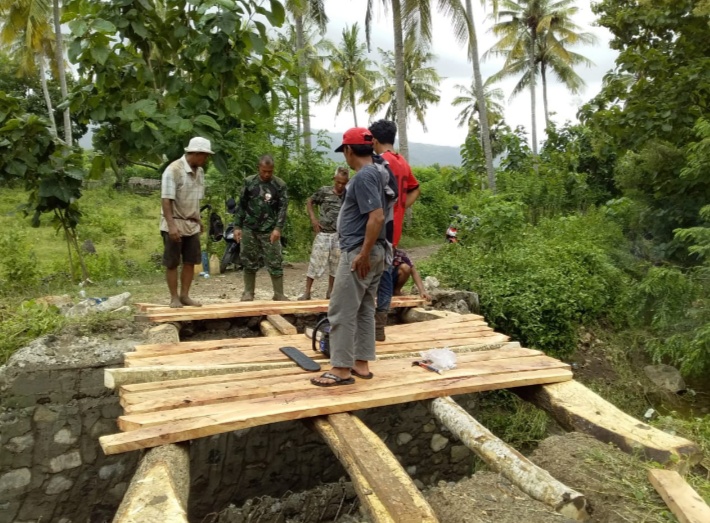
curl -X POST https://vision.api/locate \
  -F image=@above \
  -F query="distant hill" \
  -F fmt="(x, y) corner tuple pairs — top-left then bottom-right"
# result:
(316, 131), (461, 167)
(79, 128), (462, 167)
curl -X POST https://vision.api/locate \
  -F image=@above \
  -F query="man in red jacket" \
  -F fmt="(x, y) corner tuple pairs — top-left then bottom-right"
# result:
(369, 120), (421, 341)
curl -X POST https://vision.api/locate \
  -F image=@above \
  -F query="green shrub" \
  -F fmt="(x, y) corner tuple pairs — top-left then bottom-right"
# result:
(0, 231), (40, 294)
(0, 301), (66, 363)
(422, 210), (630, 356)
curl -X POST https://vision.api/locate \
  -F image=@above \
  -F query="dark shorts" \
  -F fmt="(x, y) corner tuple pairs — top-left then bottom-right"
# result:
(161, 232), (201, 269)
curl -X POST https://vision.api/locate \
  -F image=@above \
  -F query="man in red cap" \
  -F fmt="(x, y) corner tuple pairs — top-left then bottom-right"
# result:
(311, 128), (397, 386)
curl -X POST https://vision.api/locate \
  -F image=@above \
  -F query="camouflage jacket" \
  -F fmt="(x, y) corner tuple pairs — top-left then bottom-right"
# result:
(235, 175), (289, 232)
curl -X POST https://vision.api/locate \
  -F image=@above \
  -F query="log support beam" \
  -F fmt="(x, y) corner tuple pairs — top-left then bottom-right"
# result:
(312, 413), (438, 523)
(112, 443), (189, 523)
(515, 380), (703, 467)
(430, 397), (589, 521)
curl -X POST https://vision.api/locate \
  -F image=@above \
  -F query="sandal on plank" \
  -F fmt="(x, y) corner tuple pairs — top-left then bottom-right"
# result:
(351, 369), (374, 379)
(311, 372), (355, 387)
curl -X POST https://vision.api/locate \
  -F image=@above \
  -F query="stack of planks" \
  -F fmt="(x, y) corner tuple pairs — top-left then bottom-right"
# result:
(100, 314), (574, 454)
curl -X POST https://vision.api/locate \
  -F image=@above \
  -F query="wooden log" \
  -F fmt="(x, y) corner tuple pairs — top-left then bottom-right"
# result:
(259, 319), (281, 337)
(516, 380), (703, 465)
(112, 443), (189, 523)
(429, 397), (589, 521)
(313, 414), (438, 523)
(266, 314), (297, 335)
(648, 469), (710, 523)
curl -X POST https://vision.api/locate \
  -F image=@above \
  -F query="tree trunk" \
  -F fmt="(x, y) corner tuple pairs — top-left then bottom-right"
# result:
(541, 64), (550, 129)
(52, 0), (72, 146)
(391, 0), (409, 160)
(38, 53), (58, 139)
(295, 15), (312, 152)
(529, 27), (538, 156)
(350, 84), (358, 127)
(465, 0), (496, 193)
(430, 397), (589, 521)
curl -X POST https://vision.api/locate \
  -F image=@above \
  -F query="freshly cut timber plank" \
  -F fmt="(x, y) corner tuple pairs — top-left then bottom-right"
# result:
(124, 330), (507, 368)
(107, 336), (510, 388)
(135, 296), (428, 322)
(266, 315), (297, 335)
(121, 355), (569, 424)
(517, 380), (703, 465)
(121, 355), (565, 415)
(120, 346), (546, 395)
(314, 414), (438, 523)
(648, 469), (710, 523)
(120, 349), (550, 412)
(136, 314), (486, 354)
(430, 397), (589, 521)
(131, 313), (486, 355)
(100, 366), (572, 454)
(133, 295), (427, 314)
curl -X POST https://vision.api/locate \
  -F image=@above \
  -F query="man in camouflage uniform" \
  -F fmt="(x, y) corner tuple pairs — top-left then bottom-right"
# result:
(235, 154), (290, 301)
(298, 167), (349, 300)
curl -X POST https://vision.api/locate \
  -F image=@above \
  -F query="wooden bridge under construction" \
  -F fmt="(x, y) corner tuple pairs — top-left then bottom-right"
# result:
(103, 296), (708, 523)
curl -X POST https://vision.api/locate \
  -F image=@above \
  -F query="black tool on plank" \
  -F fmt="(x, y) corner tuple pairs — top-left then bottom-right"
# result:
(280, 346), (322, 372)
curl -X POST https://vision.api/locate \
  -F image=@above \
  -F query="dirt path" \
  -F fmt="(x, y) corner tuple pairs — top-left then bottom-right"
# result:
(176, 244), (442, 305)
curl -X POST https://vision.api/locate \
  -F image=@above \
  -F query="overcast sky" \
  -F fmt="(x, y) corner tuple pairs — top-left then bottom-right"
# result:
(307, 0), (619, 148)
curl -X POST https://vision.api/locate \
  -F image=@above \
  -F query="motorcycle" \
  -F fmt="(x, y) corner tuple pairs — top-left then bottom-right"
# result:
(446, 206), (478, 244)
(220, 198), (242, 274)
(446, 206), (462, 243)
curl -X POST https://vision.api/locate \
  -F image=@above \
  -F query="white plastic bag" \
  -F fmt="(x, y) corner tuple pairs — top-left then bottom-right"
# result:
(420, 348), (457, 371)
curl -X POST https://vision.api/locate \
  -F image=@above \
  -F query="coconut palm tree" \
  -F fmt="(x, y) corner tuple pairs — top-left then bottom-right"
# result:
(365, 0), (470, 160)
(318, 23), (378, 127)
(0, 0), (58, 138)
(364, 31), (441, 132)
(486, 0), (596, 155)
(452, 78), (504, 129)
(285, 0), (328, 151)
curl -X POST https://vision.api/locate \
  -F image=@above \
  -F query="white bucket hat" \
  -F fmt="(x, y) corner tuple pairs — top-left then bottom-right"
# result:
(184, 137), (214, 154)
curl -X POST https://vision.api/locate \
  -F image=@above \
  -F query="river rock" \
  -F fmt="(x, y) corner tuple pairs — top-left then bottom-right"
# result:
(644, 364), (686, 393)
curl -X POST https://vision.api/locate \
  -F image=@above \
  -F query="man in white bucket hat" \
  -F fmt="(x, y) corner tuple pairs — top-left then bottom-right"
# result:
(159, 137), (213, 308)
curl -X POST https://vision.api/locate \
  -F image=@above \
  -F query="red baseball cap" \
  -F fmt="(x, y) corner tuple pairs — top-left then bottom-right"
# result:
(334, 127), (374, 152)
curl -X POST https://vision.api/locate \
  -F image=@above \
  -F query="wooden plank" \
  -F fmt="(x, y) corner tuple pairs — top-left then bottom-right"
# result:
(124, 330), (507, 368)
(648, 469), (710, 523)
(133, 295), (428, 314)
(120, 349), (549, 412)
(100, 367), (572, 454)
(124, 334), (509, 368)
(122, 355), (565, 415)
(135, 296), (428, 323)
(266, 314), (297, 335)
(131, 313), (486, 354)
(120, 346), (545, 394)
(517, 380), (703, 465)
(319, 414), (438, 522)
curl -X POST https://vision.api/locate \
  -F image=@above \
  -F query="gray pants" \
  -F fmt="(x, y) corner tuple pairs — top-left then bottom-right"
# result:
(328, 244), (385, 368)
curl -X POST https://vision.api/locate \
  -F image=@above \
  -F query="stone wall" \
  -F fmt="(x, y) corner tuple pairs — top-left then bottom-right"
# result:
(1, 329), (474, 523)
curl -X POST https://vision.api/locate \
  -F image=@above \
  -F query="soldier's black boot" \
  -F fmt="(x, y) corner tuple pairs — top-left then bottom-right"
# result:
(375, 311), (388, 342)
(271, 274), (290, 301)
(241, 271), (256, 301)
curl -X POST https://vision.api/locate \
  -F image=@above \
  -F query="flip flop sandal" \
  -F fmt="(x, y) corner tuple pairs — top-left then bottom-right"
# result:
(351, 369), (374, 379)
(311, 372), (355, 387)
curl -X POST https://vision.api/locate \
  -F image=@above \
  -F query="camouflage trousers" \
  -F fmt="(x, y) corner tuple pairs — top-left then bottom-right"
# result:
(240, 228), (283, 276)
